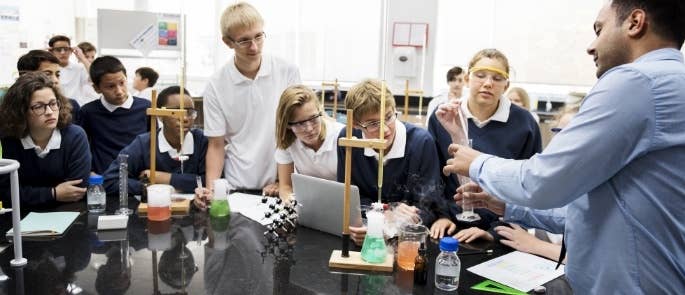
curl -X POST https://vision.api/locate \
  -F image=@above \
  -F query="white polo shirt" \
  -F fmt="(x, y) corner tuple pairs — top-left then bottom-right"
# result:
(203, 54), (301, 189)
(274, 119), (344, 181)
(60, 61), (98, 106)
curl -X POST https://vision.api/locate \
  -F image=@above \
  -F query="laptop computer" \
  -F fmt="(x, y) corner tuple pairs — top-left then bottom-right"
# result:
(291, 174), (363, 236)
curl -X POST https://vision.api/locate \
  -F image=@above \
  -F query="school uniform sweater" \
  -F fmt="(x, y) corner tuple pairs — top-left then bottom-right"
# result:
(337, 123), (445, 225)
(78, 97), (150, 174)
(427, 104), (542, 228)
(102, 129), (208, 196)
(0, 124), (91, 207)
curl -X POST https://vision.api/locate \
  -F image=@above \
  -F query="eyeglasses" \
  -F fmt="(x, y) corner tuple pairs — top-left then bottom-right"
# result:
(357, 112), (397, 133)
(29, 100), (60, 116)
(50, 47), (71, 53)
(470, 70), (508, 85)
(228, 32), (266, 48)
(288, 113), (322, 132)
(184, 109), (198, 120)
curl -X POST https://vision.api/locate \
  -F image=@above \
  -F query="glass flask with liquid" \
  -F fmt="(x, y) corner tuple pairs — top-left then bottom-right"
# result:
(361, 202), (387, 263)
(209, 179), (231, 218)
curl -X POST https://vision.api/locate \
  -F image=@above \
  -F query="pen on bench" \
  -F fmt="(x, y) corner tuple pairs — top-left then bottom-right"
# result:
(459, 249), (494, 256)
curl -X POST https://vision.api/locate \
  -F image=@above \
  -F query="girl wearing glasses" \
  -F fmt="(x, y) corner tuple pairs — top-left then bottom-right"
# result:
(428, 49), (542, 239)
(0, 72), (91, 207)
(103, 86), (208, 197)
(274, 85), (344, 199)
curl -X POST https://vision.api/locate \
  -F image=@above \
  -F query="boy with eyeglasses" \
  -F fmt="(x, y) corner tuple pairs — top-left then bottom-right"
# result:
(79, 56), (151, 175)
(48, 35), (98, 106)
(102, 86), (207, 196)
(200, 2), (300, 201)
(17, 49), (81, 122)
(337, 79), (446, 245)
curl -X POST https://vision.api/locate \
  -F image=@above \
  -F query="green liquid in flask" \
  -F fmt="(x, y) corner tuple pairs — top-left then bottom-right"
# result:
(210, 199), (230, 217)
(361, 236), (387, 263)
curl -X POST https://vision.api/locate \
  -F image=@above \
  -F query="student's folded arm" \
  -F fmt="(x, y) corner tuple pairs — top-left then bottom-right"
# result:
(0, 176), (55, 206)
(170, 173), (200, 194)
(102, 137), (145, 196)
(66, 126), (92, 189)
(471, 69), (655, 209)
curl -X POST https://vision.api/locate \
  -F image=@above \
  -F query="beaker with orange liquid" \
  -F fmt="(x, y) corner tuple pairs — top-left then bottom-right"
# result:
(397, 223), (428, 270)
(147, 184), (172, 221)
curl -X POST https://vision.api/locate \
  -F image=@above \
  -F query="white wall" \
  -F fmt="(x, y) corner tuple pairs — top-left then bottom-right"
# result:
(384, 0), (438, 96)
(433, 0), (604, 96)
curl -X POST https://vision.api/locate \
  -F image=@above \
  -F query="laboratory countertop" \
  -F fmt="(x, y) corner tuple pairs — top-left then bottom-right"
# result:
(0, 196), (572, 294)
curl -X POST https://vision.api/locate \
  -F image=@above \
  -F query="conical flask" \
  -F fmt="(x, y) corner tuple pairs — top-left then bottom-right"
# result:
(361, 203), (387, 263)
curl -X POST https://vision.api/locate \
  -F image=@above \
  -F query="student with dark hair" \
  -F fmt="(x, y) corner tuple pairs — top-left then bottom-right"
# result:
(103, 86), (207, 195)
(132, 67), (159, 101)
(48, 35), (98, 105)
(0, 72), (91, 207)
(17, 49), (81, 122)
(426, 66), (465, 121)
(79, 56), (151, 175)
(444, 0), (685, 292)
(76, 41), (97, 64)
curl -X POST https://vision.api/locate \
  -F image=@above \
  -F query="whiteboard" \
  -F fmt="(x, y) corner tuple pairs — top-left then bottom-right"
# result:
(97, 9), (182, 53)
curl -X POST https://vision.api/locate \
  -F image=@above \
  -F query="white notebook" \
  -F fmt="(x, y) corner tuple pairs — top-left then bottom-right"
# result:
(6, 211), (80, 237)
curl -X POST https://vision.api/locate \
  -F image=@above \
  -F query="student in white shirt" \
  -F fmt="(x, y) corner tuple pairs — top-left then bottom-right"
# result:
(132, 67), (159, 101)
(426, 66), (465, 123)
(48, 35), (98, 105)
(195, 2), (301, 210)
(274, 85), (344, 199)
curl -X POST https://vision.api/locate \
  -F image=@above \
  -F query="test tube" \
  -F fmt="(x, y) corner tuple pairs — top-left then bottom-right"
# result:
(117, 154), (132, 215)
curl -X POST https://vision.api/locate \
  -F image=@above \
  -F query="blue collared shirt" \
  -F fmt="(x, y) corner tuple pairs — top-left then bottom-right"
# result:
(469, 48), (685, 294)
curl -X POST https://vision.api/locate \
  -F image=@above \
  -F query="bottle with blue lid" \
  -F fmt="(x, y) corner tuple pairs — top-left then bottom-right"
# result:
(435, 237), (460, 291)
(87, 175), (106, 213)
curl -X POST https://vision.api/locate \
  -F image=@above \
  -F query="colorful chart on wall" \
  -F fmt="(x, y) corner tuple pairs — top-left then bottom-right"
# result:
(98, 9), (182, 55)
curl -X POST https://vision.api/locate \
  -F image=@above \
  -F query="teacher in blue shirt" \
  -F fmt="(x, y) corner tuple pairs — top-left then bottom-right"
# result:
(440, 0), (685, 293)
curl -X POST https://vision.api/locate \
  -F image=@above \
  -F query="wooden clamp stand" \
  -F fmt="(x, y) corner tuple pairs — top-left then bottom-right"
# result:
(328, 109), (394, 272)
(402, 80), (425, 125)
(137, 89), (190, 215)
(321, 79), (340, 120)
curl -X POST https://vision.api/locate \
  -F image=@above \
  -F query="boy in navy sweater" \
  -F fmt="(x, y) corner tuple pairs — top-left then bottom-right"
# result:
(16, 49), (81, 122)
(79, 56), (150, 174)
(337, 79), (446, 245)
(103, 86), (208, 196)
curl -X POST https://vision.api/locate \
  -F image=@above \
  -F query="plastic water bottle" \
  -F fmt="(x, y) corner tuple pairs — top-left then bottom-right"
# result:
(435, 237), (460, 291)
(87, 175), (106, 213)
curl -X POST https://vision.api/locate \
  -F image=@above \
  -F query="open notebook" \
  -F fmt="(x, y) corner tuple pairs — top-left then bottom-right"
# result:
(6, 211), (80, 238)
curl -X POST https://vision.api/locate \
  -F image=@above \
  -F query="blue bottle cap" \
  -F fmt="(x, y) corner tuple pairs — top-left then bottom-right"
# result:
(89, 175), (103, 185)
(439, 237), (459, 252)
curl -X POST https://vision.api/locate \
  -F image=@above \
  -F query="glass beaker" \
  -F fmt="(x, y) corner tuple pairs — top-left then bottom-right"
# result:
(397, 223), (429, 270)
(147, 184), (172, 221)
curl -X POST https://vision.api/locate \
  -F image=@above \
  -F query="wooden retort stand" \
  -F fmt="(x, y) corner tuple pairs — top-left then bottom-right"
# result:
(402, 79), (425, 125)
(321, 79), (340, 119)
(327, 109), (394, 272)
(137, 89), (190, 214)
